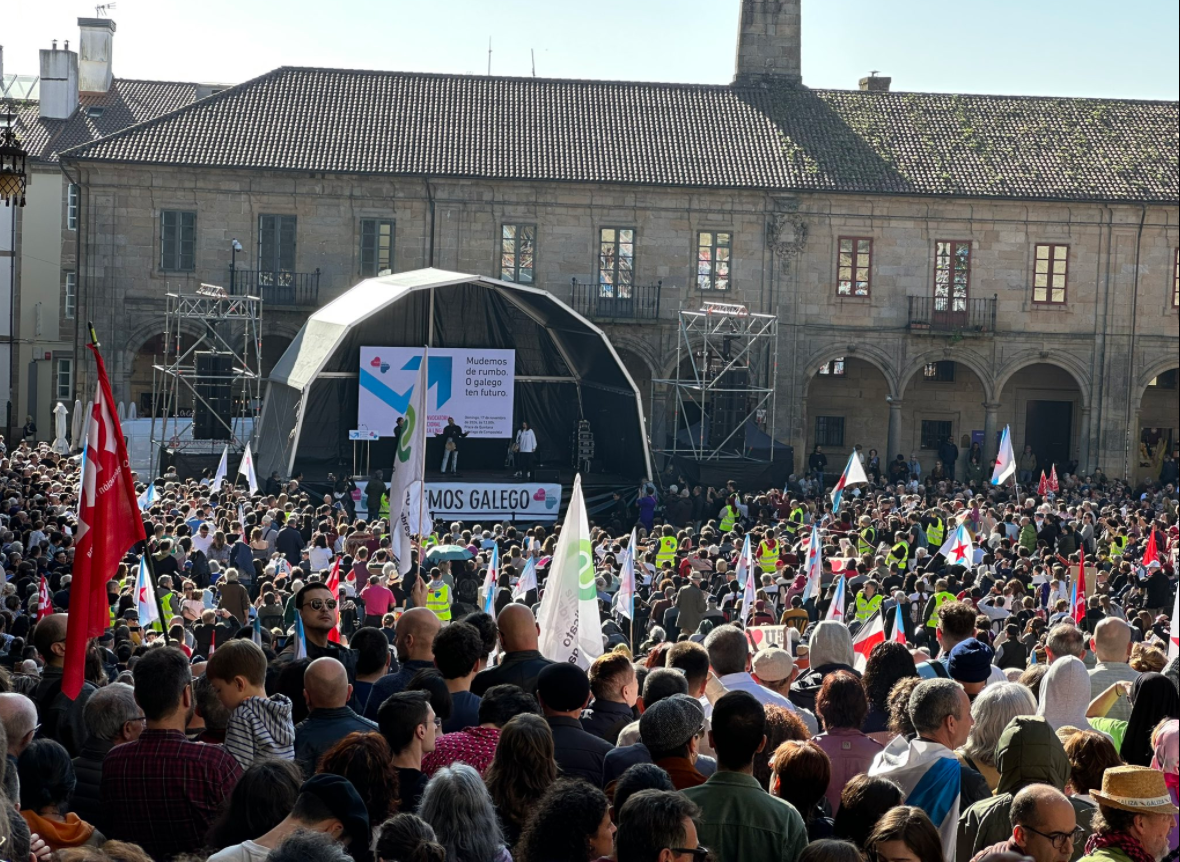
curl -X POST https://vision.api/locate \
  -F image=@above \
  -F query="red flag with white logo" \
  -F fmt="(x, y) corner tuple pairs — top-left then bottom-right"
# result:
(1048, 465), (1059, 494)
(324, 556), (342, 643)
(64, 340), (147, 699)
(37, 576), (52, 622)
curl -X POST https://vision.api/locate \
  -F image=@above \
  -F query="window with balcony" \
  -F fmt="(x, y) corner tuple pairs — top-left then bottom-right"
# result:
(598, 228), (635, 298)
(921, 419), (953, 450)
(923, 361), (956, 382)
(360, 219), (394, 277)
(696, 231), (731, 291)
(259, 214), (297, 275)
(815, 416), (845, 448)
(67, 184), (79, 231)
(934, 241), (971, 312)
(817, 358), (846, 376)
(837, 237), (872, 296)
(64, 271), (76, 319)
(1033, 243), (1068, 304)
(500, 224), (536, 284)
(160, 210), (196, 272)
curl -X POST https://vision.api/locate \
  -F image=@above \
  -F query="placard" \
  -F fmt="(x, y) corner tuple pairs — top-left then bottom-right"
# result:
(357, 480), (562, 522)
(358, 347), (515, 438)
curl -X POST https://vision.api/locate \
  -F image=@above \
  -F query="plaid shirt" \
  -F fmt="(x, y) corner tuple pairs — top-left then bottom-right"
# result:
(102, 729), (242, 860)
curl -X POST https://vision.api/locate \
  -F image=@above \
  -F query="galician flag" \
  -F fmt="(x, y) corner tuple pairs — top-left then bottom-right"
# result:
(252, 615), (263, 647)
(991, 425), (1016, 485)
(870, 736), (963, 860)
(830, 452), (869, 512)
(937, 522), (974, 567)
(825, 575), (847, 623)
(801, 524), (823, 604)
(537, 474), (602, 669)
(482, 545), (500, 613)
(390, 348), (429, 575)
(894, 601), (908, 644)
(613, 528), (638, 621)
(212, 445), (229, 488)
(137, 481), (156, 512)
(237, 442), (258, 494)
(135, 556), (160, 628)
(512, 555), (538, 603)
(293, 613), (308, 660)
(736, 535), (756, 626)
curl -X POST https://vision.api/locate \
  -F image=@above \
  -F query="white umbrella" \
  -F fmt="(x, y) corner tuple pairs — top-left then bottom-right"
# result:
(128, 402), (138, 419)
(51, 403), (71, 455)
(117, 401), (126, 421)
(70, 399), (84, 448)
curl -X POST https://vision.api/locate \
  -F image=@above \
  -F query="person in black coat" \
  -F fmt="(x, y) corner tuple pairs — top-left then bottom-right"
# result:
(275, 517), (305, 569)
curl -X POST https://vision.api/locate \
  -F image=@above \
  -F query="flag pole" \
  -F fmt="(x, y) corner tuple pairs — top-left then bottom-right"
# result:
(415, 345), (430, 564)
(88, 322), (170, 647)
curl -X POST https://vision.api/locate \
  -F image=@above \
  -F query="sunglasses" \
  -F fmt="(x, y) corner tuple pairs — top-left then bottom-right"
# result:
(306, 599), (338, 611)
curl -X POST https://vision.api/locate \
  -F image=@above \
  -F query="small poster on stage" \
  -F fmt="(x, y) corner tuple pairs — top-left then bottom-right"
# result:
(358, 347), (515, 438)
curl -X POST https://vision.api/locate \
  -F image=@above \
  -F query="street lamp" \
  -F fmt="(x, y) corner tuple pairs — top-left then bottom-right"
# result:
(230, 238), (242, 292)
(0, 112), (28, 207)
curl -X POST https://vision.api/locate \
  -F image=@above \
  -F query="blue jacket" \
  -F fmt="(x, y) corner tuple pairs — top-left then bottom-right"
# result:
(294, 706), (377, 777)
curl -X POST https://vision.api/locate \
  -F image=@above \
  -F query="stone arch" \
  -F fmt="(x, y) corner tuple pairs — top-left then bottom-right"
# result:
(801, 342), (900, 398)
(994, 351), (1091, 409)
(120, 318), (206, 411)
(1135, 355), (1180, 406)
(897, 347), (996, 403)
(607, 332), (663, 380)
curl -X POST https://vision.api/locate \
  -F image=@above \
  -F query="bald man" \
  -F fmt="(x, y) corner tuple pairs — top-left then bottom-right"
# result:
(470, 604), (554, 697)
(970, 784), (1080, 862)
(0, 692), (37, 800)
(32, 613), (95, 755)
(361, 608), (440, 721)
(293, 657), (377, 777)
(1088, 617), (1137, 721)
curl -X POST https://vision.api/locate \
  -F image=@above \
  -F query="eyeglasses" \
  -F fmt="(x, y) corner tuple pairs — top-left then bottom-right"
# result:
(1023, 826), (1086, 851)
(671, 848), (710, 862)
(306, 599), (338, 611)
(432, 717), (443, 729)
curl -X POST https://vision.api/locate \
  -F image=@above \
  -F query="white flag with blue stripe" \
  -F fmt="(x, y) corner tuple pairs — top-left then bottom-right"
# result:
(482, 544), (499, 613)
(869, 737), (962, 861)
(137, 482), (156, 512)
(293, 613), (308, 660)
(613, 527), (638, 621)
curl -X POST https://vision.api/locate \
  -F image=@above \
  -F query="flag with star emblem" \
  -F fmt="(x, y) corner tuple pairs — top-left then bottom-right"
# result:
(937, 522), (974, 567)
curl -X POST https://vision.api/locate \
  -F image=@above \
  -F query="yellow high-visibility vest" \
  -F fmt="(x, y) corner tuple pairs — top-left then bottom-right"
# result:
(719, 506), (739, 532)
(855, 592), (882, 623)
(926, 517), (945, 547)
(888, 540), (910, 572)
(858, 527), (877, 557)
(926, 591), (958, 627)
(656, 536), (678, 568)
(757, 540), (780, 572)
(425, 582), (452, 621)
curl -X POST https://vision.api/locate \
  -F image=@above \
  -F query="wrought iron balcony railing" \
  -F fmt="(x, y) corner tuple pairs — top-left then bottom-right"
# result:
(569, 278), (662, 321)
(907, 294), (997, 334)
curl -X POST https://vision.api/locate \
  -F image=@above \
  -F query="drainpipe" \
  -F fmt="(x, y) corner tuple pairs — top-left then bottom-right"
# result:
(1123, 205), (1147, 479)
(424, 178), (436, 267)
(1092, 207), (1114, 474)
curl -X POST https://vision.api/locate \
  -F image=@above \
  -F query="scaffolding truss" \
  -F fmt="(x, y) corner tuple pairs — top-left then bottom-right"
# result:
(652, 302), (779, 461)
(149, 286), (263, 476)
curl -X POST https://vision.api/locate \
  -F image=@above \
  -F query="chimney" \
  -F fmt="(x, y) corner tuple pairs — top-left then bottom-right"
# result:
(859, 73), (891, 92)
(39, 42), (79, 120)
(734, 0), (802, 86)
(78, 17), (116, 93)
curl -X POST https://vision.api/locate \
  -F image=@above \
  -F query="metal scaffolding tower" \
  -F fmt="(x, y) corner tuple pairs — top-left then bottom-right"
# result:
(149, 285), (263, 477)
(652, 301), (779, 461)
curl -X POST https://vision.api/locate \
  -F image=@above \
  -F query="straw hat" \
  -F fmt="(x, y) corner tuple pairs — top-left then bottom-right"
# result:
(1090, 765), (1179, 816)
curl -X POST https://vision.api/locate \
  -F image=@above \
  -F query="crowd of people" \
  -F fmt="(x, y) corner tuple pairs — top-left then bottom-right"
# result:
(0, 431), (1176, 862)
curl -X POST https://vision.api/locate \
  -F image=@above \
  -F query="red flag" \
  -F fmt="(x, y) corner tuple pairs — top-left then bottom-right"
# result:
(1072, 556), (1087, 625)
(1048, 465), (1059, 494)
(64, 341), (147, 699)
(324, 557), (342, 643)
(37, 576), (53, 622)
(1037, 471), (1048, 496)
(1142, 530), (1159, 569)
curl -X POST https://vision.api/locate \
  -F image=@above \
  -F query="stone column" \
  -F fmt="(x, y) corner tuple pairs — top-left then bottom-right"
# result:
(983, 402), (1001, 465)
(1078, 406), (1092, 475)
(887, 400), (903, 461)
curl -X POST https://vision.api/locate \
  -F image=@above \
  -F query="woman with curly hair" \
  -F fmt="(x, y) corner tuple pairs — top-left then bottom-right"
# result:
(515, 780), (615, 862)
(861, 642), (918, 744)
(373, 814), (446, 862)
(318, 732), (400, 828)
(484, 714), (557, 849)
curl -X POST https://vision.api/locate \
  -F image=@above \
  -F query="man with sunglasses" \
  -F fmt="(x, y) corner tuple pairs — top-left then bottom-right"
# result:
(281, 583), (359, 681)
(969, 784), (1082, 862)
(615, 789), (706, 862)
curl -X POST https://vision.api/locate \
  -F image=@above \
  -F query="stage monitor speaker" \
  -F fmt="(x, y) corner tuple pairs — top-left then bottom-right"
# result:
(194, 351), (233, 440)
(709, 368), (748, 451)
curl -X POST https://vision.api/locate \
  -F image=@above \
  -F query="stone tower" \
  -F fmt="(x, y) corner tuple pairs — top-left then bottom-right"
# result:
(734, 0), (802, 85)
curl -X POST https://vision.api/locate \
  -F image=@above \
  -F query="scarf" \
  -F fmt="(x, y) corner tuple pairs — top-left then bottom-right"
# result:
(1083, 830), (1155, 862)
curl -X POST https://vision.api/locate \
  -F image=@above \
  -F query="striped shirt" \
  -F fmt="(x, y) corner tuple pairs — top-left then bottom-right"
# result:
(225, 694), (295, 768)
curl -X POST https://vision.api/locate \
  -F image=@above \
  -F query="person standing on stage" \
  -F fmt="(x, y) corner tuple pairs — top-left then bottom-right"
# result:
(514, 421), (537, 480)
(440, 417), (468, 475)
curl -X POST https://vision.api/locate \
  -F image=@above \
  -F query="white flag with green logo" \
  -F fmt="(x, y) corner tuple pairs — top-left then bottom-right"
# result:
(390, 350), (429, 576)
(537, 473), (603, 669)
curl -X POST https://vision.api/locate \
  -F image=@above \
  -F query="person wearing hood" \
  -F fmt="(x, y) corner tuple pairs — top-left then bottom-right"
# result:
(956, 716), (1096, 862)
(790, 621), (860, 715)
(1039, 656), (1110, 739)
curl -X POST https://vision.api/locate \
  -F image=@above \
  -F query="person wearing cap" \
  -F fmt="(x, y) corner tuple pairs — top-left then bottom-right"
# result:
(948, 638), (996, 703)
(1077, 765), (1178, 862)
(536, 663), (612, 788)
(751, 647), (795, 697)
(207, 772), (370, 862)
(638, 693), (707, 790)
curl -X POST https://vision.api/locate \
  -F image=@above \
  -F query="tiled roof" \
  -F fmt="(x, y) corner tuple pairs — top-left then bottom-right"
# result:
(63, 67), (1179, 203)
(12, 78), (200, 164)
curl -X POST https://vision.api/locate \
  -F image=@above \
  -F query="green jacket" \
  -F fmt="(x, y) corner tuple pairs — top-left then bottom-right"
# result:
(957, 717), (1095, 862)
(1077, 849), (1132, 862)
(683, 772), (807, 862)
(1019, 524), (1038, 552)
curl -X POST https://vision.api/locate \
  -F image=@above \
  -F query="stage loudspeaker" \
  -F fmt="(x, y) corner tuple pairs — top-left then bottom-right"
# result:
(709, 368), (748, 451)
(194, 352), (233, 440)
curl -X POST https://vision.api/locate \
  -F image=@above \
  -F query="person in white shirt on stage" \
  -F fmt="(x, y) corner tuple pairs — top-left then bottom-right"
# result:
(514, 421), (537, 480)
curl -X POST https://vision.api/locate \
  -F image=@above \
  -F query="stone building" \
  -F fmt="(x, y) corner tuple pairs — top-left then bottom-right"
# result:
(60, 0), (1178, 481)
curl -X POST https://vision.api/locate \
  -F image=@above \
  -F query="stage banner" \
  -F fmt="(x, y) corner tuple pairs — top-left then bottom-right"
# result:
(357, 480), (563, 522)
(358, 347), (515, 438)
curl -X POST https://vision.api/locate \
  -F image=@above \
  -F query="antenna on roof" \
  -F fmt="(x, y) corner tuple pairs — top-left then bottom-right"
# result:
(487, 38), (492, 76)
(96, 2), (117, 16)
(531, 49), (536, 78)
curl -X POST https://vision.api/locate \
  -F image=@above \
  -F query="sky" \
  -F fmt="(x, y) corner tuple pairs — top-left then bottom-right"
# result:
(4, 0), (1178, 101)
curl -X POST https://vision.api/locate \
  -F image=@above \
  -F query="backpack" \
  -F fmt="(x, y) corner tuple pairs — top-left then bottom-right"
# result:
(455, 576), (480, 606)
